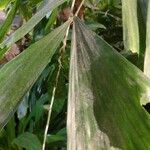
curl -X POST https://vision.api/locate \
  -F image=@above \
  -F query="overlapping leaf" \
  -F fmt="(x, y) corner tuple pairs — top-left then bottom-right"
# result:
(137, 0), (147, 66)
(0, 0), (66, 50)
(0, 0), (19, 42)
(0, 20), (71, 130)
(67, 17), (150, 150)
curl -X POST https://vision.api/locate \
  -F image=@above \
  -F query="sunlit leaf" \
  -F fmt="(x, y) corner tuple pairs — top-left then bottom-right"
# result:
(0, 20), (71, 130)
(122, 0), (139, 53)
(67, 17), (150, 150)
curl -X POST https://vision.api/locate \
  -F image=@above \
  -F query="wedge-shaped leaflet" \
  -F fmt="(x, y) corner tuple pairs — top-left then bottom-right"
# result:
(0, 0), (66, 49)
(0, 20), (71, 130)
(67, 17), (150, 150)
(122, 0), (139, 53)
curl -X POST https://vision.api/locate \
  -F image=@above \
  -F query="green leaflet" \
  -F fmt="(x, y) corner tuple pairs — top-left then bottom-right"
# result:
(28, 0), (43, 6)
(0, 20), (71, 130)
(67, 17), (150, 150)
(122, 0), (148, 68)
(0, 0), (11, 9)
(137, 0), (147, 68)
(0, 0), (20, 42)
(45, 8), (58, 34)
(12, 132), (42, 150)
(0, 0), (66, 50)
(122, 0), (139, 54)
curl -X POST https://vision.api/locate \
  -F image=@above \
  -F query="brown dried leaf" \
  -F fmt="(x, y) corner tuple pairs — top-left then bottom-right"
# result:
(5, 44), (20, 61)
(58, 8), (72, 22)
(0, 44), (20, 64)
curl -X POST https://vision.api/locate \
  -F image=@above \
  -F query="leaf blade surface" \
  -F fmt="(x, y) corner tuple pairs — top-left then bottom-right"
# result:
(67, 17), (150, 150)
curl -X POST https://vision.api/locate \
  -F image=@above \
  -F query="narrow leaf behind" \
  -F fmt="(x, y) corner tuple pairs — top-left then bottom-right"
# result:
(137, 0), (148, 68)
(122, 0), (139, 54)
(0, 0), (19, 42)
(0, 0), (66, 49)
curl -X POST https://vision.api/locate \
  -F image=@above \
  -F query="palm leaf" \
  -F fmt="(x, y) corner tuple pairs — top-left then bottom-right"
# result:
(67, 17), (150, 150)
(0, 20), (71, 130)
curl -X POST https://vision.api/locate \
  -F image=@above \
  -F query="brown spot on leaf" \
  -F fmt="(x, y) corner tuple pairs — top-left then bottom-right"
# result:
(0, 11), (6, 25)
(5, 44), (20, 61)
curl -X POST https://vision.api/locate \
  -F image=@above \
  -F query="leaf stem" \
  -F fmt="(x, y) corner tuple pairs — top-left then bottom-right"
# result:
(42, 0), (83, 148)
(42, 14), (73, 150)
(75, 0), (85, 16)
